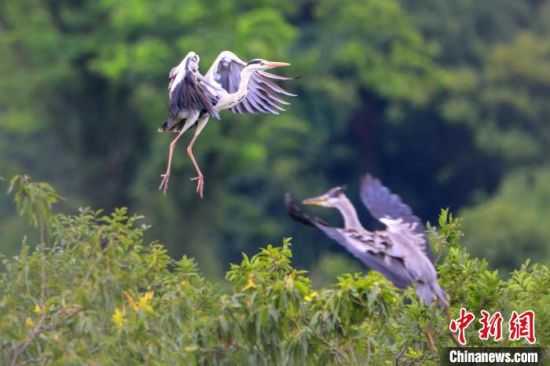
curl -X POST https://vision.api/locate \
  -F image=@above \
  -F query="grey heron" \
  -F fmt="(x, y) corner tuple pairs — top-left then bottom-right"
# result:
(158, 50), (294, 197)
(285, 174), (448, 307)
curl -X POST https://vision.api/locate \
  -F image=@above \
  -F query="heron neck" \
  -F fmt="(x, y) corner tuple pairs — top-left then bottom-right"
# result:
(235, 67), (255, 99)
(214, 67), (255, 110)
(335, 197), (364, 230)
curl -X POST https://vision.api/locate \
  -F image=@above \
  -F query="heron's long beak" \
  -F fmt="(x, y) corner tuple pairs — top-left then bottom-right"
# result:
(265, 61), (290, 69)
(302, 196), (326, 206)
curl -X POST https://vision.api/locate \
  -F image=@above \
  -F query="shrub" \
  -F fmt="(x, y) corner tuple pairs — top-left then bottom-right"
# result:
(0, 177), (548, 365)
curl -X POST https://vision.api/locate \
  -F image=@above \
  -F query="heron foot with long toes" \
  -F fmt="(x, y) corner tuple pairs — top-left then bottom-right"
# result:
(190, 175), (204, 198)
(159, 173), (171, 195)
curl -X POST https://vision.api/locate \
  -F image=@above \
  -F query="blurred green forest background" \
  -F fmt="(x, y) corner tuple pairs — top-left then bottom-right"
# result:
(1, 0), (549, 280)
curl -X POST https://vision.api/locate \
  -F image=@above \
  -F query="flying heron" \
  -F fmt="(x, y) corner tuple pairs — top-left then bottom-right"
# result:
(158, 50), (294, 198)
(285, 174), (448, 307)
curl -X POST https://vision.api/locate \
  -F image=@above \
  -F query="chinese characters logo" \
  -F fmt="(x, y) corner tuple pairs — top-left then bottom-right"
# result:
(449, 308), (536, 345)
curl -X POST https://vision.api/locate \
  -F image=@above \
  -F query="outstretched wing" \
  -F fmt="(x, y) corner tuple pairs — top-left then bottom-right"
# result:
(168, 52), (218, 120)
(205, 50), (294, 115)
(359, 174), (434, 262)
(284, 193), (414, 288)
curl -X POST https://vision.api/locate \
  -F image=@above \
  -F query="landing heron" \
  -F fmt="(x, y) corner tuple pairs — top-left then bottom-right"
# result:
(159, 50), (294, 197)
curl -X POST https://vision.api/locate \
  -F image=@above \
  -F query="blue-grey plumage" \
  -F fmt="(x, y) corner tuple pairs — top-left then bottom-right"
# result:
(284, 175), (449, 308)
(158, 50), (294, 197)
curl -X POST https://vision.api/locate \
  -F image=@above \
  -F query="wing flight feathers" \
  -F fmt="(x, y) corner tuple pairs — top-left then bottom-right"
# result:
(360, 174), (434, 262)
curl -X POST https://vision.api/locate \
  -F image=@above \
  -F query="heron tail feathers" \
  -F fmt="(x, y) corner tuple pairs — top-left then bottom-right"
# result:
(158, 119), (184, 133)
(158, 119), (172, 132)
(416, 281), (449, 308)
(432, 282), (450, 308)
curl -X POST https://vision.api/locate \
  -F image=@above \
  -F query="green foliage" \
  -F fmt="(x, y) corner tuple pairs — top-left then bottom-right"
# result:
(461, 168), (550, 273)
(1, 0), (550, 311)
(507, 262), (550, 343)
(8, 175), (62, 228)
(1, 178), (548, 365)
(448, 29), (550, 166)
(0, 0), (451, 276)
(309, 252), (365, 287)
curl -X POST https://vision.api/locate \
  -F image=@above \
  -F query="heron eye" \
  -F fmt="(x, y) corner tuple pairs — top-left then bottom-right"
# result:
(327, 186), (345, 198)
(247, 59), (262, 66)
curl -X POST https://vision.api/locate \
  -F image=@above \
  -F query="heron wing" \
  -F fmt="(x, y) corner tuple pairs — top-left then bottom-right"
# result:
(359, 174), (434, 262)
(284, 193), (414, 288)
(168, 52), (218, 120)
(205, 50), (294, 115)
(204, 51), (244, 94)
(284, 192), (322, 228)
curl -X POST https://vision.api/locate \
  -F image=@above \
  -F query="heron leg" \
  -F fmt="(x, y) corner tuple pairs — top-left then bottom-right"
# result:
(187, 115), (209, 198)
(159, 111), (200, 194)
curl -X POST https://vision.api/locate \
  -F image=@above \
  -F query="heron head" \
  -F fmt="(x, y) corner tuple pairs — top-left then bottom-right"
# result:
(302, 186), (348, 208)
(186, 52), (200, 72)
(246, 58), (290, 71)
